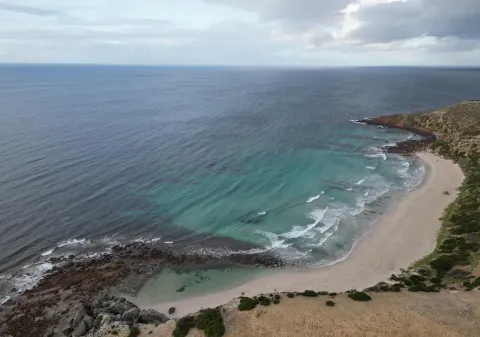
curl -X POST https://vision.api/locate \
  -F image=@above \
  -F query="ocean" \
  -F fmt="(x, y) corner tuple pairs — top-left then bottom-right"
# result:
(1, 65), (479, 303)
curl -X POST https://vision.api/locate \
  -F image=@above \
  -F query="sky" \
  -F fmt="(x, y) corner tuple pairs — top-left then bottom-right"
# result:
(0, 0), (479, 66)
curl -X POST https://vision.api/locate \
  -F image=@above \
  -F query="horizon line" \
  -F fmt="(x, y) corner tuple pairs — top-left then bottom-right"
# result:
(0, 62), (480, 69)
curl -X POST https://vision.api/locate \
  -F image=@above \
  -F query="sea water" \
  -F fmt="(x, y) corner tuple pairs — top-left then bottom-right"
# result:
(1, 65), (480, 302)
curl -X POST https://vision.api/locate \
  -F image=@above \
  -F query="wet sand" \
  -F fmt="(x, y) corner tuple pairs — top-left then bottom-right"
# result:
(145, 152), (464, 316)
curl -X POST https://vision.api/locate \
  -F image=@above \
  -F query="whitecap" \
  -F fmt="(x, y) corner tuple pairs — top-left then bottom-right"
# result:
(133, 237), (162, 244)
(57, 238), (90, 248)
(306, 191), (325, 203)
(258, 211), (267, 216)
(99, 236), (121, 246)
(0, 274), (11, 280)
(41, 248), (55, 256)
(397, 158), (410, 178)
(317, 207), (345, 234)
(366, 166), (376, 170)
(356, 178), (366, 185)
(350, 119), (366, 125)
(164, 241), (174, 244)
(366, 152), (387, 161)
(8, 262), (53, 300)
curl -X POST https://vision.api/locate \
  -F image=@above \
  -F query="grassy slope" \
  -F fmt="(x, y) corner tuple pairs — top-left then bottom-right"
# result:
(371, 101), (480, 283)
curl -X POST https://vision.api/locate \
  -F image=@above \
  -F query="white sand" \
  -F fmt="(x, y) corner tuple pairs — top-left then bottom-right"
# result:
(146, 153), (464, 316)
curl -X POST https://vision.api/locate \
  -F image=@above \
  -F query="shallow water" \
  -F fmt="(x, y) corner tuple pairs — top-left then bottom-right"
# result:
(1, 65), (480, 302)
(130, 267), (275, 306)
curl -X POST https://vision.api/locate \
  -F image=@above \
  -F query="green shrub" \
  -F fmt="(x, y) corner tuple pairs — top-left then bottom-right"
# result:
(317, 291), (329, 296)
(238, 297), (258, 311)
(408, 285), (420, 292)
(328, 292), (337, 297)
(173, 316), (195, 337)
(326, 301), (335, 307)
(430, 254), (469, 274)
(300, 290), (318, 297)
(348, 292), (372, 301)
(195, 308), (225, 337)
(469, 277), (480, 288)
(286, 293), (295, 298)
(257, 296), (271, 306)
(430, 277), (442, 284)
(389, 284), (403, 292)
(409, 275), (426, 285)
(274, 294), (281, 300)
(272, 299), (280, 305)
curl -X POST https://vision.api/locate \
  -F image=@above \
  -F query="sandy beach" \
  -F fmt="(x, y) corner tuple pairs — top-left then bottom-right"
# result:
(146, 152), (464, 316)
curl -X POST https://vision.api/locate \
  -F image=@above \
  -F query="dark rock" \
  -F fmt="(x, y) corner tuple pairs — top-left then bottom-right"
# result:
(168, 307), (176, 315)
(72, 308), (86, 328)
(72, 322), (87, 337)
(448, 269), (472, 279)
(93, 315), (103, 329)
(176, 286), (186, 293)
(107, 302), (128, 315)
(121, 307), (140, 322)
(138, 309), (169, 324)
(82, 315), (94, 330)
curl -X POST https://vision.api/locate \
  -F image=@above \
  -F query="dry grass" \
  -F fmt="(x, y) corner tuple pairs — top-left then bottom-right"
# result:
(225, 292), (480, 337)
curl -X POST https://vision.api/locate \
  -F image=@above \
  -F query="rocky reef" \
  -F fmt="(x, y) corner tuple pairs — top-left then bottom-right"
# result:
(0, 242), (284, 337)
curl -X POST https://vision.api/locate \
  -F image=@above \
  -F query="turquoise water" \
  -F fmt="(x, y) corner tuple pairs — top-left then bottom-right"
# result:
(7, 66), (480, 302)
(131, 267), (275, 305)
(145, 123), (424, 264)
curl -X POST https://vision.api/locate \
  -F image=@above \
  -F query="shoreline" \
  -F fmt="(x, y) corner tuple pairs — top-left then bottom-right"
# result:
(144, 152), (464, 316)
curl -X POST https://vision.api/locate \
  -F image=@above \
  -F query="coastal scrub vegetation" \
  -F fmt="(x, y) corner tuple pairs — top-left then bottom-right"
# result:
(195, 308), (225, 337)
(238, 297), (258, 311)
(173, 315), (195, 337)
(173, 308), (226, 337)
(347, 292), (372, 301)
(372, 101), (480, 289)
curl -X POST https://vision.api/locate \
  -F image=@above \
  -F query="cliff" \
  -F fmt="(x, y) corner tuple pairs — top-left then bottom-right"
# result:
(365, 100), (480, 160)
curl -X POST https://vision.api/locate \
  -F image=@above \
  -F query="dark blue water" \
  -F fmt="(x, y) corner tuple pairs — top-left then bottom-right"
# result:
(1, 65), (479, 302)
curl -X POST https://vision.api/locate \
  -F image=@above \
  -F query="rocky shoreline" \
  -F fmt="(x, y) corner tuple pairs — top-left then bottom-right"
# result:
(359, 118), (437, 154)
(0, 242), (284, 337)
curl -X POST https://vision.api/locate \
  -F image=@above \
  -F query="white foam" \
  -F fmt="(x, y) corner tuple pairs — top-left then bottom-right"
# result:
(397, 157), (410, 178)
(256, 231), (292, 249)
(366, 152), (387, 161)
(164, 241), (174, 244)
(356, 178), (366, 185)
(0, 274), (11, 280)
(350, 119), (366, 125)
(41, 248), (55, 256)
(306, 192), (323, 203)
(258, 211), (267, 216)
(57, 238), (90, 248)
(99, 236), (121, 246)
(366, 166), (376, 170)
(317, 207), (345, 234)
(133, 237), (162, 244)
(8, 262), (53, 299)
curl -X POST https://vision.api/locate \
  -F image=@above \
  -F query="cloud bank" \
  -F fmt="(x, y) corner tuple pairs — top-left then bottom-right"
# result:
(0, 0), (478, 65)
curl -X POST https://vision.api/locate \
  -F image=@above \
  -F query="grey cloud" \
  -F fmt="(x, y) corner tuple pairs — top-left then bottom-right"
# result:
(0, 2), (63, 17)
(209, 0), (352, 23)
(351, 0), (480, 44)
(206, 0), (352, 48)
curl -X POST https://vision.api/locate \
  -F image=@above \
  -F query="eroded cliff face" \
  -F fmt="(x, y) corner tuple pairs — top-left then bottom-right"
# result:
(367, 101), (480, 161)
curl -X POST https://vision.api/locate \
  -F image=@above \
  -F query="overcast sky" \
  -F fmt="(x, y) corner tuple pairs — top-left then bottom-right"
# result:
(0, 0), (479, 66)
